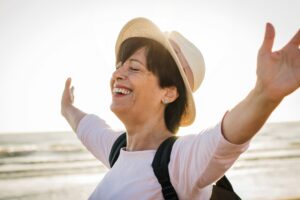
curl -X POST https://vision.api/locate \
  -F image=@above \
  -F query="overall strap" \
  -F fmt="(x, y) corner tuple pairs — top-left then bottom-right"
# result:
(109, 132), (126, 167)
(152, 136), (179, 200)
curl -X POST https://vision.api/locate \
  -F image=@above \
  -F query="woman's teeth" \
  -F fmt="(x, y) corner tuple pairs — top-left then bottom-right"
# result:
(113, 88), (131, 95)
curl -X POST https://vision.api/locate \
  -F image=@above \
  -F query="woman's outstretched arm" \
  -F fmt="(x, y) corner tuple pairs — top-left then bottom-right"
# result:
(61, 77), (86, 132)
(223, 23), (300, 144)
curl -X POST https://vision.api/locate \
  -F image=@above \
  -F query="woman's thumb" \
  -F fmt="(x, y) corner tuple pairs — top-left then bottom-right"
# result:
(259, 23), (275, 55)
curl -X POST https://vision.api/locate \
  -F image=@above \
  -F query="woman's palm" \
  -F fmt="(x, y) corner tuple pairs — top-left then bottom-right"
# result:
(257, 23), (300, 101)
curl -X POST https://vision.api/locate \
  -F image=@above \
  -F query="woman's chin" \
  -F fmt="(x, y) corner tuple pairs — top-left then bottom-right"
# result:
(110, 104), (129, 116)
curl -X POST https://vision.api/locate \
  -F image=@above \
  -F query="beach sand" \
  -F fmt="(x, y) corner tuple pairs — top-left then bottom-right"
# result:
(0, 121), (299, 200)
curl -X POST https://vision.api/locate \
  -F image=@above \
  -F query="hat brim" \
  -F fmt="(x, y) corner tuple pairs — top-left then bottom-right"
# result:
(115, 17), (195, 126)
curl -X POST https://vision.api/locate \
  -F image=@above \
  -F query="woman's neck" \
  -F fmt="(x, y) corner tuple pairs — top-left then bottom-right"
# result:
(124, 118), (174, 151)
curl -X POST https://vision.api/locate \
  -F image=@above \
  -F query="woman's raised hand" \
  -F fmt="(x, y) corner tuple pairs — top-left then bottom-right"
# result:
(222, 24), (299, 144)
(61, 77), (86, 132)
(256, 23), (300, 102)
(61, 77), (75, 117)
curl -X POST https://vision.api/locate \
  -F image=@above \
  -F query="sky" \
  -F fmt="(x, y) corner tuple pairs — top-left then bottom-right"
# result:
(0, 0), (299, 134)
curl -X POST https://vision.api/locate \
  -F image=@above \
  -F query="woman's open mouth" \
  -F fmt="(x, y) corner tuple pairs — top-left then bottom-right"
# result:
(113, 87), (132, 96)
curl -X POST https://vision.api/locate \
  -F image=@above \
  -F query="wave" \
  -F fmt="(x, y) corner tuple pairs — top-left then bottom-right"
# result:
(0, 122), (299, 179)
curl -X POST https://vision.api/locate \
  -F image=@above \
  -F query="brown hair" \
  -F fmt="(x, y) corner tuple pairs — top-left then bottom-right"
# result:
(117, 37), (187, 133)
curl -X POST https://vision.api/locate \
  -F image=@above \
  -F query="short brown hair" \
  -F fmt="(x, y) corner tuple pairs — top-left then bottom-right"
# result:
(117, 37), (187, 133)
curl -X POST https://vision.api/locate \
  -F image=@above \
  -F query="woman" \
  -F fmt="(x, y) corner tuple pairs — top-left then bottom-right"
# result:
(61, 18), (300, 199)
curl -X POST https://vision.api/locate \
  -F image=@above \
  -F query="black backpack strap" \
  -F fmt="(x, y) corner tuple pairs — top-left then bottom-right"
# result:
(152, 136), (179, 200)
(210, 175), (242, 200)
(109, 133), (241, 199)
(109, 132), (126, 167)
(216, 175), (234, 191)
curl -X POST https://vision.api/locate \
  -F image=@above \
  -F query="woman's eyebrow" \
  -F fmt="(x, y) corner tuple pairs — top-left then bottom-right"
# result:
(129, 58), (145, 66)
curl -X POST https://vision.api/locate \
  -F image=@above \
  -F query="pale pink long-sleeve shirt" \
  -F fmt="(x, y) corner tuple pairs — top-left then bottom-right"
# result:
(76, 114), (249, 200)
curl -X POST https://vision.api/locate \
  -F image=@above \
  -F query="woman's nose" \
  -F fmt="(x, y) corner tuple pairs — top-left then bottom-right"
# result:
(112, 64), (127, 80)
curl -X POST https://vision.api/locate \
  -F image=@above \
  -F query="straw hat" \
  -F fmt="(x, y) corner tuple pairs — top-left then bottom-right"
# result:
(115, 17), (205, 126)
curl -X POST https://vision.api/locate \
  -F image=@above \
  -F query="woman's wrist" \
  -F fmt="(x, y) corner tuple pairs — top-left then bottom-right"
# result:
(61, 104), (78, 119)
(252, 80), (283, 106)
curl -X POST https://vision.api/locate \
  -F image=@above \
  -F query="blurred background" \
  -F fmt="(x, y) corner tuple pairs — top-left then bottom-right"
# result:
(0, 0), (299, 199)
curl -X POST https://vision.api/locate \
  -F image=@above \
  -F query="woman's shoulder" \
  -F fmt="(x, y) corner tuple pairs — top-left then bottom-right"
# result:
(175, 122), (222, 144)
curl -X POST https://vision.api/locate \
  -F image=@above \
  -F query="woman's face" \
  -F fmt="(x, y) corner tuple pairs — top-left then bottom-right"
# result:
(110, 47), (166, 120)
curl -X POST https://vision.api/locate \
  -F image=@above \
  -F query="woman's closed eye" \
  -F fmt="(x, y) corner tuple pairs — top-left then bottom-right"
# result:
(128, 60), (143, 72)
(129, 66), (140, 71)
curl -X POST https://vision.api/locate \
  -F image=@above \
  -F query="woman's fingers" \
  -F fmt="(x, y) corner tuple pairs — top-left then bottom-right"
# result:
(287, 29), (300, 47)
(259, 23), (275, 55)
(70, 86), (74, 103)
(62, 77), (74, 104)
(65, 77), (72, 90)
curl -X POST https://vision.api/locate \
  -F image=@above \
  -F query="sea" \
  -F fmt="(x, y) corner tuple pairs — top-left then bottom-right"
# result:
(0, 122), (300, 200)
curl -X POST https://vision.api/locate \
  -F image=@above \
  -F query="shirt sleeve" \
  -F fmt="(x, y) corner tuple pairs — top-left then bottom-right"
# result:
(169, 120), (250, 195)
(76, 114), (123, 168)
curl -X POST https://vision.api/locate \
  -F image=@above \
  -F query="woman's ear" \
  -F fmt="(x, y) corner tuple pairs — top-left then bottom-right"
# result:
(162, 86), (179, 104)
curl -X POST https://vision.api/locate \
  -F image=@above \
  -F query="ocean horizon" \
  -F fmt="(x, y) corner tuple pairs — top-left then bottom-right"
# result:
(0, 121), (300, 200)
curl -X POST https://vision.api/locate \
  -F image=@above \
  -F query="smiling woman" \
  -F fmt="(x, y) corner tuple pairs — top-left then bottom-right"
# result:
(111, 47), (170, 133)
(112, 37), (187, 134)
(60, 17), (300, 200)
